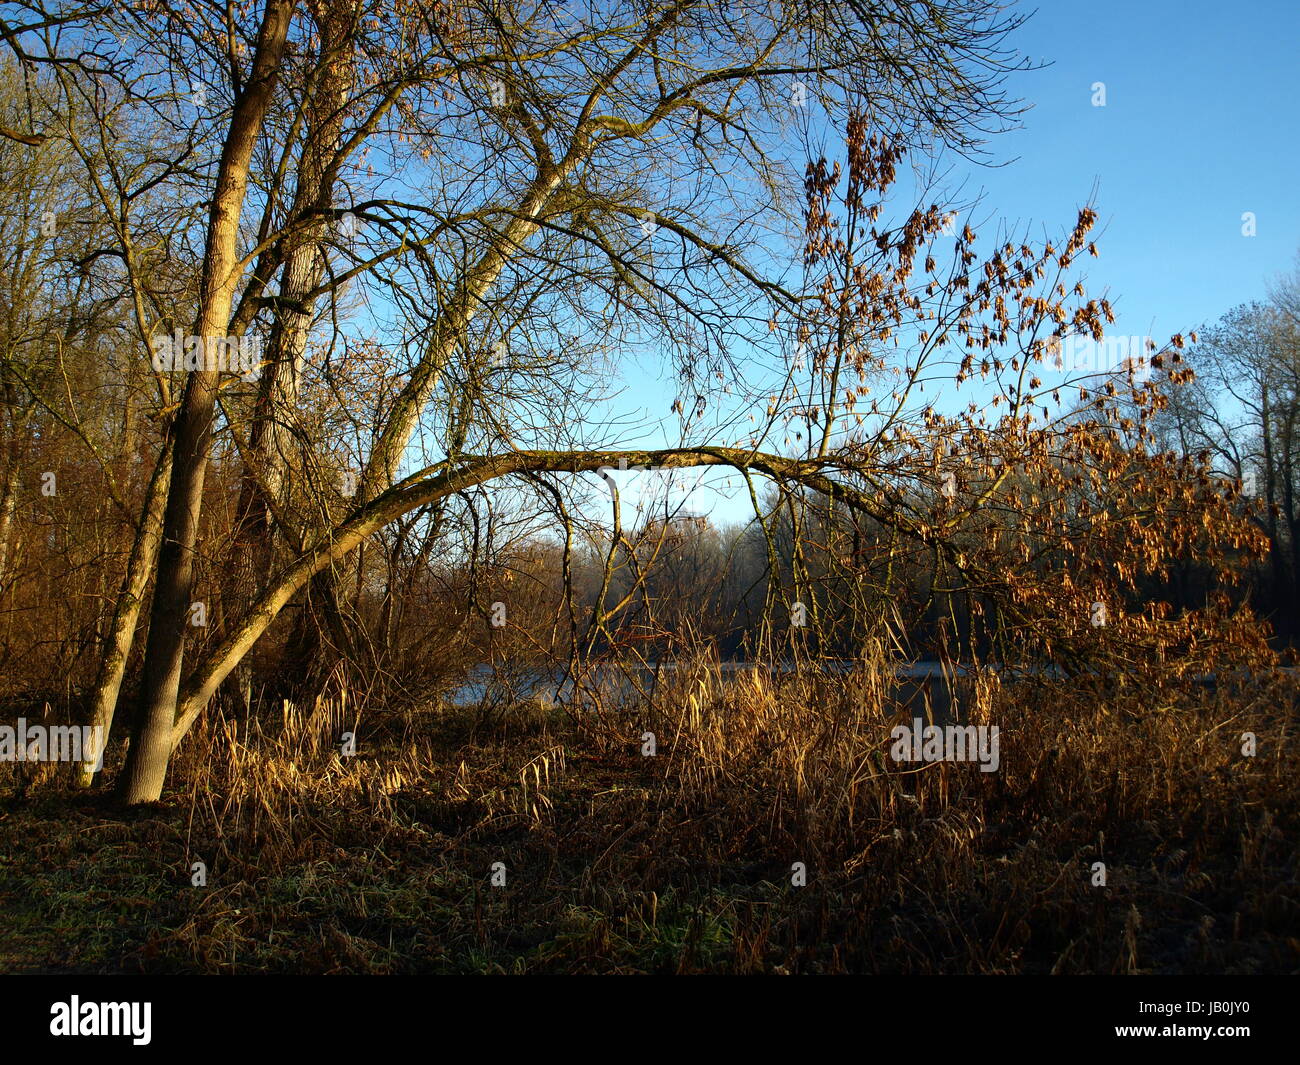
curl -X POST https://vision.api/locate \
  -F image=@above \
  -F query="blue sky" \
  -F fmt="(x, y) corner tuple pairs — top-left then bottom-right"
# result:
(599, 0), (1300, 530)
(973, 0), (1299, 343)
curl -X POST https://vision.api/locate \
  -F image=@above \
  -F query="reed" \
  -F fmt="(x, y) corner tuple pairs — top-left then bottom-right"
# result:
(1, 654), (1295, 973)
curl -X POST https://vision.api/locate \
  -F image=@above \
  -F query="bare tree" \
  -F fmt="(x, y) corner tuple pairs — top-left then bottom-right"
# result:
(96, 0), (1038, 802)
(4, 2), (1263, 807)
(1147, 299), (1299, 637)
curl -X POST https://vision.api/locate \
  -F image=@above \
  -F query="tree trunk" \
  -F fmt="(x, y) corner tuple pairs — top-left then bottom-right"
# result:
(229, 10), (349, 556)
(0, 437), (19, 588)
(227, 1), (353, 690)
(0, 381), (26, 589)
(76, 443), (171, 786)
(120, 0), (296, 805)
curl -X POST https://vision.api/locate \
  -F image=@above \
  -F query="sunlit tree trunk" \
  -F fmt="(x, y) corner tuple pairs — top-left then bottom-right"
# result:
(229, 1), (351, 608)
(76, 443), (171, 787)
(120, 0), (296, 804)
(0, 436), (19, 588)
(0, 376), (26, 588)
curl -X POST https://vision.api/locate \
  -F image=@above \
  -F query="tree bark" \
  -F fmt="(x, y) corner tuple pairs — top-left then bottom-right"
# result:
(0, 435), (19, 588)
(0, 380), (25, 589)
(76, 443), (172, 786)
(120, 0), (296, 805)
(228, 1), (351, 616)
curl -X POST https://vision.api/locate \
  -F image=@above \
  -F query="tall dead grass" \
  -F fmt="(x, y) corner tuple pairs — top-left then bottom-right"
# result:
(4, 649), (1296, 972)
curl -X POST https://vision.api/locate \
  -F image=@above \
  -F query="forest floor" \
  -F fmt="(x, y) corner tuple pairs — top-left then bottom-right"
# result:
(2, 670), (1298, 973)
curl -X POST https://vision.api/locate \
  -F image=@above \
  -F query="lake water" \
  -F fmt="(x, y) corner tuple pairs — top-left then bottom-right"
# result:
(446, 659), (1295, 723)
(447, 660), (1002, 723)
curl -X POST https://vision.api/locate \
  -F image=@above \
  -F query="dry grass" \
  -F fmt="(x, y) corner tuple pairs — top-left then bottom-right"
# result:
(1, 653), (1297, 973)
